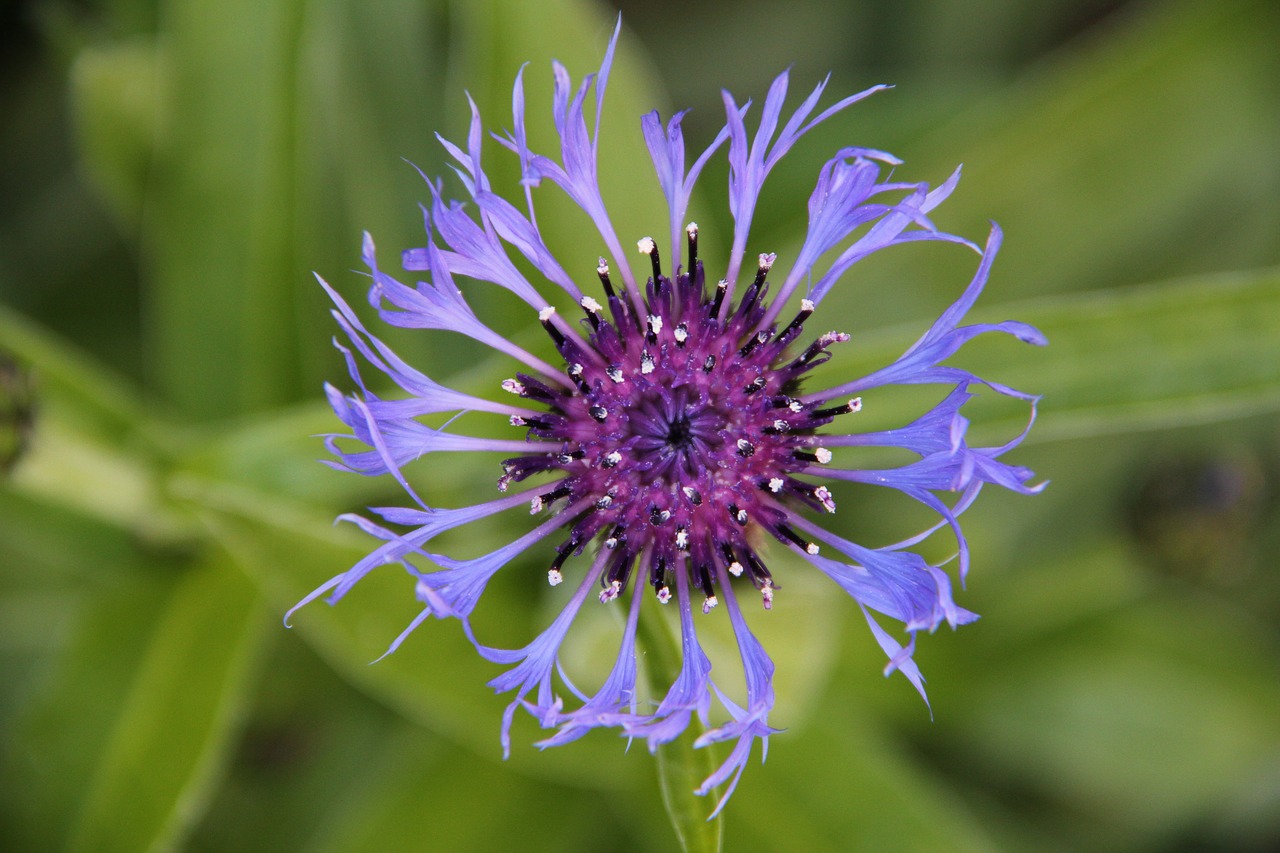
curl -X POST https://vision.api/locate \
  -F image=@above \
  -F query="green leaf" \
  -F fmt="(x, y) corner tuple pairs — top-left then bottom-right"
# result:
(0, 303), (151, 445)
(726, 684), (998, 852)
(177, 472), (645, 790)
(803, 0), (1280, 330)
(69, 39), (162, 230)
(809, 265), (1280, 446)
(65, 558), (266, 853)
(949, 589), (1280, 848)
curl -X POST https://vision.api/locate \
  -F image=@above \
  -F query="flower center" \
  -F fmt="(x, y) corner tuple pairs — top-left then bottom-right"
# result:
(500, 242), (851, 604)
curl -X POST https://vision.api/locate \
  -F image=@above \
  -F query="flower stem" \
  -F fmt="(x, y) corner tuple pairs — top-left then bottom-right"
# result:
(637, 611), (723, 853)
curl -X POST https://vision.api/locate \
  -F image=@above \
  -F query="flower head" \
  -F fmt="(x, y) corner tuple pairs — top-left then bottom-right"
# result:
(291, 18), (1044, 814)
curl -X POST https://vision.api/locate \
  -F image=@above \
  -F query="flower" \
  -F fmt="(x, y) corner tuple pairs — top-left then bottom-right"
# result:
(289, 18), (1045, 814)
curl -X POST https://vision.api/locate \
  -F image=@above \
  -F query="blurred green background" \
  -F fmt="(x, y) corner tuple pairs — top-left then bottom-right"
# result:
(3, 0), (1279, 850)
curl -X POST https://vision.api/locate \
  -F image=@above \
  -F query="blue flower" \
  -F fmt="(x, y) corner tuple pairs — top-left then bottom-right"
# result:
(290, 18), (1045, 814)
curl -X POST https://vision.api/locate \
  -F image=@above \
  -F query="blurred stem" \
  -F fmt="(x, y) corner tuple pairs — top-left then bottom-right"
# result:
(636, 610), (723, 853)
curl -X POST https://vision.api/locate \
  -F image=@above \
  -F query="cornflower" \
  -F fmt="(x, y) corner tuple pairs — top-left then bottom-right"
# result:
(290, 19), (1044, 813)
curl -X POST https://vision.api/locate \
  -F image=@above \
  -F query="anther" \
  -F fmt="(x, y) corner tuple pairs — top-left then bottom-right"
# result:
(778, 298), (816, 344)
(778, 524), (819, 555)
(640, 350), (656, 374)
(657, 585), (672, 604)
(711, 279), (728, 314)
(596, 258), (616, 299)
(580, 295), (604, 329)
(729, 561), (744, 577)
(599, 579), (622, 603)
(675, 527), (689, 550)
(606, 365), (625, 383)
(682, 485), (702, 506)
(557, 449), (585, 464)
(813, 398), (862, 419)
(588, 405), (608, 422)
(703, 354), (716, 372)
(815, 447), (832, 464)
(647, 314), (663, 341)
(638, 236), (662, 283)
(767, 477), (784, 493)
(814, 485), (836, 513)
(702, 595), (718, 614)
(501, 378), (526, 396)
(529, 495), (544, 514)
(739, 330), (771, 357)
(743, 376), (765, 394)
(603, 450), (622, 468)
(686, 222), (698, 271)
(649, 505), (671, 525)
(728, 504), (748, 526)
(736, 439), (755, 457)
(674, 323), (689, 347)
(539, 307), (565, 347)
(761, 579), (775, 610)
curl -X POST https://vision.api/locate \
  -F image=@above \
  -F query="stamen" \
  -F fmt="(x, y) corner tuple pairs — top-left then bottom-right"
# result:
(728, 504), (748, 526)
(650, 506), (671, 525)
(778, 298), (816, 344)
(647, 314), (663, 340)
(501, 378), (525, 396)
(736, 439), (755, 457)
(657, 585), (671, 604)
(557, 449), (585, 463)
(711, 279), (728, 314)
(638, 236), (662, 282)
(815, 447), (833, 464)
(812, 398), (862, 419)
(703, 354), (716, 372)
(675, 527), (689, 550)
(641, 350), (656, 374)
(596, 258), (615, 299)
(761, 579), (774, 610)
(729, 561), (744, 577)
(814, 485), (836, 513)
(674, 323), (688, 347)
(778, 523), (820, 555)
(682, 485), (702, 505)
(686, 222), (698, 272)
(606, 365), (625, 383)
(767, 477), (784, 493)
(589, 405), (609, 422)
(743, 376), (766, 394)
(603, 450), (622, 468)
(702, 595), (718, 614)
(739, 330), (771, 357)
(539, 306), (566, 348)
(580, 295), (604, 329)
(599, 579), (622, 603)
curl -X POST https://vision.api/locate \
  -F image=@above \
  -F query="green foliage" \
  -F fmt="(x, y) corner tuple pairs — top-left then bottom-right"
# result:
(2, 0), (1279, 850)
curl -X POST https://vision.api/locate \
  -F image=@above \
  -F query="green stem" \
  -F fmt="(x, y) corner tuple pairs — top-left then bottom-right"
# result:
(637, 609), (724, 853)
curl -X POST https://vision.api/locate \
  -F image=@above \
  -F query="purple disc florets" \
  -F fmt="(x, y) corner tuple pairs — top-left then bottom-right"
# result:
(507, 238), (850, 614)
(290, 17), (1046, 815)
